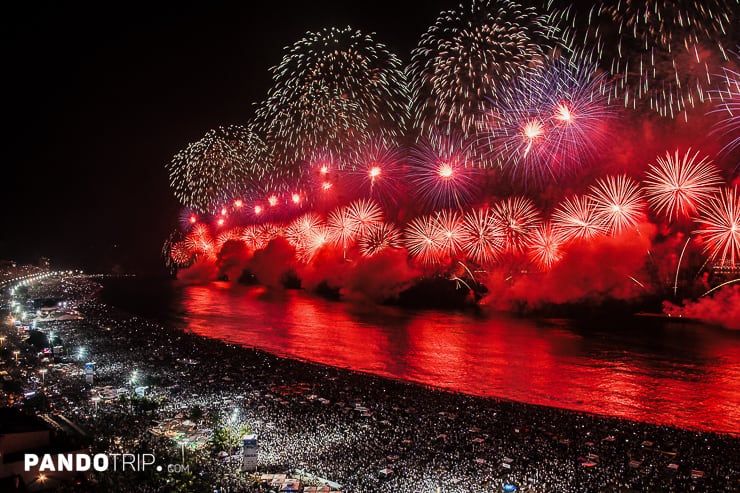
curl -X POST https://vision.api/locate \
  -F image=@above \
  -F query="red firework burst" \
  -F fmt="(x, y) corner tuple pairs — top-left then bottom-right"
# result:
(588, 175), (646, 235)
(694, 186), (740, 268)
(359, 222), (403, 257)
(345, 198), (384, 238)
(170, 241), (193, 266)
(285, 213), (325, 249)
(460, 208), (504, 265)
(643, 149), (724, 221)
(552, 195), (606, 243)
(528, 223), (564, 271)
(403, 214), (445, 264)
(491, 197), (542, 253)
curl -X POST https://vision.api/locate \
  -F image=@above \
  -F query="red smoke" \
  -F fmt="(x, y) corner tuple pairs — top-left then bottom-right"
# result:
(483, 222), (657, 310)
(663, 285), (740, 330)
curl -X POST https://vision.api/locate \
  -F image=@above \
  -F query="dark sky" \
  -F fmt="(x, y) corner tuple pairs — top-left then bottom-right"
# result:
(1, 0), (451, 274)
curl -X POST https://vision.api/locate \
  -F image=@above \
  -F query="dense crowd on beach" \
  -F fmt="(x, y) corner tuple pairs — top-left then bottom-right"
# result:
(1, 273), (739, 492)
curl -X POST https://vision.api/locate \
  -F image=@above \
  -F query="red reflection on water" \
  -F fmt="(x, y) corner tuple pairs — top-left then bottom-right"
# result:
(179, 283), (740, 435)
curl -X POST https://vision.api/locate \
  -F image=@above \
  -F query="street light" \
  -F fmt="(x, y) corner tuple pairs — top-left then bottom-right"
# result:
(13, 350), (20, 363)
(40, 369), (47, 383)
(0, 336), (5, 347)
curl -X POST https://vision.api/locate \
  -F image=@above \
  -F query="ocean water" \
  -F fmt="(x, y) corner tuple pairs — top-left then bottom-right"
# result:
(100, 277), (740, 435)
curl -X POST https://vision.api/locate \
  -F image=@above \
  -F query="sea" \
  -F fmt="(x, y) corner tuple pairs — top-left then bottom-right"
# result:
(99, 276), (740, 436)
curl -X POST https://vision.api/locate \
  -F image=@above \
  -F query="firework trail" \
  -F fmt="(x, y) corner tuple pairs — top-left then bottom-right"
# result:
(643, 149), (725, 222)
(167, 125), (273, 214)
(256, 26), (409, 165)
(694, 186), (740, 267)
(408, 0), (555, 137)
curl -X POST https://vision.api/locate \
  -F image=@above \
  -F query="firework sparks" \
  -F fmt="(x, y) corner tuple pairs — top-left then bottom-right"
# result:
(550, 0), (736, 118)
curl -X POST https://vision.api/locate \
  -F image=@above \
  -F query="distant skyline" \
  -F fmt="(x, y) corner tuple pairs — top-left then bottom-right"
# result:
(1, 0), (451, 273)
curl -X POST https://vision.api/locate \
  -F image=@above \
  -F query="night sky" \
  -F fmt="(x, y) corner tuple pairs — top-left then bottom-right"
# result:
(2, 0), (451, 273)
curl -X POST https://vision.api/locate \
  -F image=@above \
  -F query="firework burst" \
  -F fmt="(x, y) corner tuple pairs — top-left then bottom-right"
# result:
(550, 0), (737, 118)
(167, 125), (272, 213)
(408, 0), (553, 136)
(184, 224), (217, 261)
(552, 194), (606, 243)
(408, 136), (481, 211)
(170, 241), (194, 267)
(359, 222), (403, 257)
(345, 198), (384, 238)
(327, 206), (359, 251)
(528, 222), (564, 271)
(284, 213), (324, 249)
(588, 175), (646, 235)
(431, 210), (465, 258)
(709, 56), (740, 158)
(256, 26), (409, 164)
(347, 139), (406, 208)
(643, 149), (725, 221)
(459, 208), (504, 265)
(478, 51), (615, 184)
(404, 215), (445, 264)
(215, 227), (244, 251)
(491, 196), (542, 253)
(694, 186), (740, 267)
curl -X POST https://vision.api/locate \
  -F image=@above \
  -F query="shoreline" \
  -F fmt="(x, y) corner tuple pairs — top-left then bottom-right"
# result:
(4, 274), (740, 492)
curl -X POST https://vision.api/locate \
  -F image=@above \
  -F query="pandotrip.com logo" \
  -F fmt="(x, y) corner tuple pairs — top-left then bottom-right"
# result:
(25, 453), (161, 473)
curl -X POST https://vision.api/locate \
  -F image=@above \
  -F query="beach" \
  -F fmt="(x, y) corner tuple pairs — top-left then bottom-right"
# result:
(2, 273), (739, 492)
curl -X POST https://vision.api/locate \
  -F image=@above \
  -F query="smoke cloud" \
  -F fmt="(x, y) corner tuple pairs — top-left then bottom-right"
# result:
(663, 285), (740, 330)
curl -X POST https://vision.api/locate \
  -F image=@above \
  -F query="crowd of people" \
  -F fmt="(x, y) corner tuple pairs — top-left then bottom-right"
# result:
(1, 273), (738, 492)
